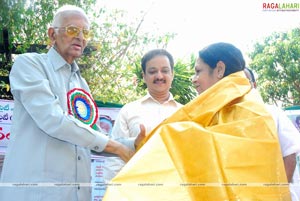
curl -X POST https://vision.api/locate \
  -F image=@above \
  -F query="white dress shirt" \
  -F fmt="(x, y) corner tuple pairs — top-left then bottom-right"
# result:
(266, 104), (300, 201)
(111, 93), (182, 150)
(266, 105), (300, 157)
(101, 93), (182, 184)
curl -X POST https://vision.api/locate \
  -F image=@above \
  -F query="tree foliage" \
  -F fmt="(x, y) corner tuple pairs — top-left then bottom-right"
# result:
(0, 0), (196, 104)
(248, 27), (300, 107)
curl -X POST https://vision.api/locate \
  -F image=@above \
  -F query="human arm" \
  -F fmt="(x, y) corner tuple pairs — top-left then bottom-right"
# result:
(283, 153), (296, 183)
(9, 51), (120, 154)
(110, 105), (143, 150)
(267, 105), (300, 182)
(134, 124), (146, 149)
(111, 124), (145, 151)
(104, 139), (135, 162)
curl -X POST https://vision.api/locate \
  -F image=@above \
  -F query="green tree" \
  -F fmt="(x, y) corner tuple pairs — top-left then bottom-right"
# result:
(248, 27), (300, 107)
(0, 0), (196, 104)
(80, 8), (181, 104)
(0, 0), (96, 75)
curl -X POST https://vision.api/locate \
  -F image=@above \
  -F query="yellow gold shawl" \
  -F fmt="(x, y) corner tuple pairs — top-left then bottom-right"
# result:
(103, 71), (290, 201)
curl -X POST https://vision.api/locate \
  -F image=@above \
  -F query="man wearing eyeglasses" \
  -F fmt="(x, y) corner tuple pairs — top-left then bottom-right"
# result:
(0, 5), (134, 201)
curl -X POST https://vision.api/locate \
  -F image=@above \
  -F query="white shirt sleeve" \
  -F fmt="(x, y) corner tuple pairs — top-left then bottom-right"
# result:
(267, 105), (300, 157)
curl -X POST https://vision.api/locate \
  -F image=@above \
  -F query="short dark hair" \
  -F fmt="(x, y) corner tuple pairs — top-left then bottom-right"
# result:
(141, 49), (174, 73)
(198, 42), (245, 76)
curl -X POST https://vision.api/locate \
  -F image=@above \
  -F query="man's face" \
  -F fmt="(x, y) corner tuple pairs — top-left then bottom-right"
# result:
(143, 55), (174, 96)
(49, 13), (89, 63)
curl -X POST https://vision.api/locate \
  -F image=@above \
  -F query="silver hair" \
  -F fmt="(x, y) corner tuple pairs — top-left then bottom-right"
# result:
(51, 5), (90, 27)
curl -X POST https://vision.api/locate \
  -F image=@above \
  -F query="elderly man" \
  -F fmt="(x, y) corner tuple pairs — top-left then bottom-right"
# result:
(0, 5), (134, 201)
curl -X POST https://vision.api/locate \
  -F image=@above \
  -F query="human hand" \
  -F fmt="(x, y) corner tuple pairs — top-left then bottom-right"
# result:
(104, 139), (135, 162)
(134, 124), (146, 149)
(116, 144), (135, 162)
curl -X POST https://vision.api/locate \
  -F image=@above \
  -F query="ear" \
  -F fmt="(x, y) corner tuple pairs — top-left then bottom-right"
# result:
(216, 61), (226, 79)
(48, 27), (56, 46)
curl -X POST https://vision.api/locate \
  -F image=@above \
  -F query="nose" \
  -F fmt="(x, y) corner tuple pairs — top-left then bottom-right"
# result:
(191, 74), (198, 83)
(76, 30), (85, 39)
(156, 70), (164, 78)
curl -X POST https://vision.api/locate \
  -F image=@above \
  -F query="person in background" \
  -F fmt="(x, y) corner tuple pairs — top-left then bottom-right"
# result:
(104, 49), (182, 181)
(103, 42), (291, 200)
(0, 5), (134, 201)
(244, 67), (300, 201)
(111, 48), (183, 150)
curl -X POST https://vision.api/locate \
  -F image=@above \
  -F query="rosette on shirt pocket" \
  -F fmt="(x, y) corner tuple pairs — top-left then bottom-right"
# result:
(67, 88), (99, 130)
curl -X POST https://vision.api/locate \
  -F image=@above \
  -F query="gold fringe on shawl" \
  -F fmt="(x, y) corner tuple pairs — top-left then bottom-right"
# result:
(103, 71), (291, 201)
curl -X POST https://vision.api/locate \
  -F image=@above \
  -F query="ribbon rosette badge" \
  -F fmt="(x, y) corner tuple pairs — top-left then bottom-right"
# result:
(67, 88), (98, 130)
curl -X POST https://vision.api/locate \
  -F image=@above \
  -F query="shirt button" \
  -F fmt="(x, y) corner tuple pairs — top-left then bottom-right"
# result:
(78, 156), (81, 160)
(94, 146), (99, 150)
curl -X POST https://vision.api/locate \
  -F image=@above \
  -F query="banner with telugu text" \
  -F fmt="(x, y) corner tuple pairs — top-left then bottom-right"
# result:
(0, 99), (13, 148)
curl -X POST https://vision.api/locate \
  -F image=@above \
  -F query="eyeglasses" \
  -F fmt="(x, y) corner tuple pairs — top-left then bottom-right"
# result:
(54, 25), (92, 40)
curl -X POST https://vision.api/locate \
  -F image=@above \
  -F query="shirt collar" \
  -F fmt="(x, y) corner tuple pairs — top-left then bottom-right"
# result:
(141, 92), (177, 104)
(48, 47), (79, 72)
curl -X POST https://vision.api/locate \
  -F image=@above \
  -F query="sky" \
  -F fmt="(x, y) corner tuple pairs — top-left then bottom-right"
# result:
(99, 0), (300, 62)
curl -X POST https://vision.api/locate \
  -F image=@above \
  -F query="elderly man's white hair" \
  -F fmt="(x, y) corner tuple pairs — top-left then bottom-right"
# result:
(52, 5), (90, 27)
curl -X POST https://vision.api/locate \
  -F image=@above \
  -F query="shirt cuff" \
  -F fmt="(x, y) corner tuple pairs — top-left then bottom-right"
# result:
(87, 132), (110, 152)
